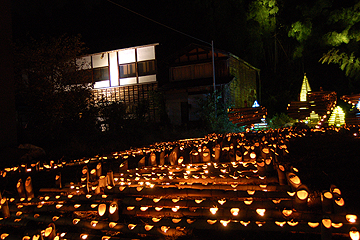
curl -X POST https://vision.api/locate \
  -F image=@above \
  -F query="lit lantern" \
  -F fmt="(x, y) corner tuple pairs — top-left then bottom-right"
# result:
(80, 234), (88, 240)
(256, 209), (266, 216)
(308, 222), (319, 228)
(275, 221), (286, 227)
(331, 222), (343, 228)
(346, 214), (357, 223)
(172, 218), (181, 223)
(109, 201), (119, 222)
(98, 204), (107, 217)
(218, 199), (226, 205)
(350, 227), (360, 240)
(73, 219), (80, 225)
(128, 224), (137, 230)
(210, 207), (218, 215)
(244, 198), (253, 205)
(240, 221), (250, 226)
(220, 220), (231, 227)
(296, 189), (308, 200)
(207, 219), (217, 225)
(109, 222), (117, 228)
(145, 225), (154, 231)
(322, 218), (332, 229)
(230, 208), (240, 216)
(152, 217), (161, 222)
(282, 209), (293, 217)
(161, 226), (170, 233)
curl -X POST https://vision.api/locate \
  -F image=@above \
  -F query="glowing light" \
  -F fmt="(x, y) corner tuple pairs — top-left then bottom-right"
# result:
(218, 199), (226, 205)
(210, 207), (218, 215)
(347, 214), (357, 223)
(322, 218), (332, 228)
(288, 221), (299, 226)
(172, 206), (180, 212)
(240, 221), (250, 226)
(332, 222), (343, 228)
(230, 208), (240, 216)
(308, 222), (319, 228)
(145, 225), (154, 231)
(256, 209), (266, 216)
(244, 198), (253, 205)
(73, 219), (80, 225)
(172, 218), (181, 223)
(109, 203), (117, 214)
(109, 222), (117, 228)
(350, 227), (360, 240)
(335, 198), (345, 206)
(323, 192), (333, 199)
(91, 221), (98, 227)
(207, 219), (217, 224)
(297, 189), (308, 200)
(282, 209), (293, 217)
(1, 234), (9, 239)
(98, 204), (107, 216)
(161, 226), (169, 233)
(195, 199), (204, 204)
(140, 206), (149, 211)
(220, 220), (231, 227)
(328, 106), (345, 127)
(275, 221), (286, 227)
(128, 224), (136, 230)
(152, 217), (161, 222)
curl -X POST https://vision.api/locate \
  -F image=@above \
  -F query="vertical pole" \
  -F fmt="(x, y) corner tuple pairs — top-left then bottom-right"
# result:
(211, 40), (216, 116)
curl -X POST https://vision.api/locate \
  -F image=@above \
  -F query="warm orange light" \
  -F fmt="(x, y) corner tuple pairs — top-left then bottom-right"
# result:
(145, 225), (154, 231)
(244, 198), (253, 205)
(332, 222), (343, 228)
(80, 234), (88, 240)
(220, 220), (231, 227)
(44, 226), (53, 237)
(323, 192), (333, 199)
(247, 190), (255, 195)
(230, 208), (240, 216)
(347, 214), (357, 223)
(195, 199), (204, 204)
(296, 189), (308, 200)
(152, 217), (161, 222)
(207, 219), (217, 225)
(350, 227), (360, 240)
(140, 206), (149, 211)
(322, 218), (332, 228)
(282, 209), (293, 217)
(172, 218), (181, 223)
(127, 206), (135, 211)
(109, 203), (117, 214)
(73, 219), (80, 225)
(91, 221), (98, 227)
(256, 209), (266, 216)
(275, 221), (286, 227)
(128, 224), (136, 230)
(161, 226), (169, 233)
(109, 222), (117, 228)
(218, 199), (226, 205)
(240, 221), (250, 226)
(335, 198), (345, 206)
(308, 222), (319, 228)
(0, 233), (9, 239)
(210, 207), (218, 215)
(98, 204), (107, 216)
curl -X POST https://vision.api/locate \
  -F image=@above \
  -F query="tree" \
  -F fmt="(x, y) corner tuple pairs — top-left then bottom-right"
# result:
(14, 34), (96, 156)
(319, 2), (360, 79)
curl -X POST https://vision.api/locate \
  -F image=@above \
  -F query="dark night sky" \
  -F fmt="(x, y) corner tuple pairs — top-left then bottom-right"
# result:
(10, 0), (360, 106)
(11, 0), (211, 53)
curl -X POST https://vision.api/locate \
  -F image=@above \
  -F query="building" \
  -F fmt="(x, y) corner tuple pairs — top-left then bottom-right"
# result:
(76, 43), (159, 119)
(161, 43), (260, 125)
(77, 43), (260, 125)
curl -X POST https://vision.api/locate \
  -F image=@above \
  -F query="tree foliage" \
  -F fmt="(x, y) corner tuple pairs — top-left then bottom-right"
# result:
(319, 2), (360, 78)
(197, 91), (239, 134)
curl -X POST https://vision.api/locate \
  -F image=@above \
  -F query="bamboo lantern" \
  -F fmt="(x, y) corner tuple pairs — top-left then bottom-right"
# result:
(201, 147), (211, 163)
(149, 152), (157, 166)
(138, 156), (146, 168)
(16, 179), (26, 198)
(321, 191), (333, 214)
(294, 184), (309, 211)
(25, 176), (34, 199)
(43, 223), (56, 240)
(96, 162), (102, 178)
(55, 173), (62, 189)
(169, 147), (179, 166)
(109, 201), (119, 222)
(212, 144), (221, 162)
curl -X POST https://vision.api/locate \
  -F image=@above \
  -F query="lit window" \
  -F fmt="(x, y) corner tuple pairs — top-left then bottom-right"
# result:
(138, 60), (156, 76)
(119, 63), (136, 78)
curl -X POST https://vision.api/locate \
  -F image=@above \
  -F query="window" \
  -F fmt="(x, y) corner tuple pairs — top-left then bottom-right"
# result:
(119, 63), (136, 78)
(138, 60), (156, 76)
(93, 66), (109, 82)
